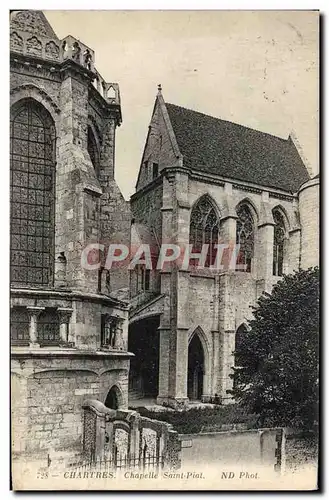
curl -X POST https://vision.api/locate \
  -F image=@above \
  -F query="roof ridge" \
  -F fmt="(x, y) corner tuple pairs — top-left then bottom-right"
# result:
(165, 101), (288, 143)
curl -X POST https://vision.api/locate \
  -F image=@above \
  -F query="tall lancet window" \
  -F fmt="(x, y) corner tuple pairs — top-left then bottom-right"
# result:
(189, 196), (220, 267)
(273, 209), (286, 277)
(236, 204), (254, 272)
(10, 99), (56, 287)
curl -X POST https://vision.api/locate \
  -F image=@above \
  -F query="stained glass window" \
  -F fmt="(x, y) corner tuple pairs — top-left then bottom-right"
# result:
(236, 204), (254, 272)
(11, 307), (30, 345)
(189, 196), (220, 267)
(273, 209), (286, 276)
(37, 309), (60, 345)
(10, 100), (55, 287)
(87, 126), (100, 176)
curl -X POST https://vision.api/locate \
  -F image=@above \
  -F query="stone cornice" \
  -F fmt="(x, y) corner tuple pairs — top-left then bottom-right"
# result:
(10, 53), (62, 81)
(131, 165), (297, 202)
(11, 348), (134, 360)
(269, 192), (295, 202)
(10, 287), (129, 309)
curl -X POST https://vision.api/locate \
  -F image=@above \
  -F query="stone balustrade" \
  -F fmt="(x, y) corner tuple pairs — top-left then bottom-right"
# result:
(92, 69), (121, 106)
(10, 29), (121, 107)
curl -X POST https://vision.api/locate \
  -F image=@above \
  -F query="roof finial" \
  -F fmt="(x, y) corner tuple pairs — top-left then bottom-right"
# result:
(157, 83), (162, 94)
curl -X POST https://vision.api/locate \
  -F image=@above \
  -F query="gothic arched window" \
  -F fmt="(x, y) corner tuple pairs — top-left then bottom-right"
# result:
(87, 126), (100, 176)
(236, 204), (255, 272)
(273, 209), (286, 276)
(10, 99), (56, 287)
(189, 196), (220, 267)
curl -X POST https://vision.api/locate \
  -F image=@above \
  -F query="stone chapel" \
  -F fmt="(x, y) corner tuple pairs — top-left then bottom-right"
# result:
(129, 86), (319, 408)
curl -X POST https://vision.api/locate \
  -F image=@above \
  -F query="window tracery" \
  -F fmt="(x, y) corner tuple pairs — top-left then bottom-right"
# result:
(189, 196), (220, 267)
(10, 100), (55, 287)
(236, 204), (254, 272)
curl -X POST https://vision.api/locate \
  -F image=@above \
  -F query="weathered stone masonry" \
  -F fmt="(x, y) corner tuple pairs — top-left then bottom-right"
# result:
(129, 87), (319, 408)
(10, 10), (132, 460)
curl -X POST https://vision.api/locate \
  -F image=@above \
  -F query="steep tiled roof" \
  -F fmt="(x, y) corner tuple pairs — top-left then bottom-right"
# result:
(165, 103), (310, 193)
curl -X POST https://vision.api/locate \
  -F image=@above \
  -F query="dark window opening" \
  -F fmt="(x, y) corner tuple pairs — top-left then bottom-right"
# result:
(145, 269), (150, 291)
(105, 386), (119, 409)
(188, 334), (204, 400)
(152, 163), (159, 179)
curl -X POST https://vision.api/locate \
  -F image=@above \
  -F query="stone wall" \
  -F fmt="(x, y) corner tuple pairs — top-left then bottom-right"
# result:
(179, 428), (285, 471)
(11, 355), (129, 457)
(298, 177), (319, 270)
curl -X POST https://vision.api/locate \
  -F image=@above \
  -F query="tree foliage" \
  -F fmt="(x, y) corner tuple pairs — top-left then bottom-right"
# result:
(229, 267), (319, 430)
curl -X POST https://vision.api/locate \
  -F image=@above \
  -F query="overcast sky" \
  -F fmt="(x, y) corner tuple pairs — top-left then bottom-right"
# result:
(45, 10), (319, 200)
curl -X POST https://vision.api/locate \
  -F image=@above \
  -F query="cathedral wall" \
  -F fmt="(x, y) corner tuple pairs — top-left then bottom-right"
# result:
(10, 11), (132, 462)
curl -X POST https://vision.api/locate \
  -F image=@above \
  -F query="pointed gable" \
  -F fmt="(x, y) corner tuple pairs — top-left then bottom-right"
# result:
(135, 91), (182, 192)
(10, 10), (58, 39)
(165, 103), (310, 193)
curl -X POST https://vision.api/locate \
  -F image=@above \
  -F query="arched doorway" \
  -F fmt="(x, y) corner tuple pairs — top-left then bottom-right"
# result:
(128, 316), (160, 400)
(105, 385), (121, 409)
(188, 334), (204, 400)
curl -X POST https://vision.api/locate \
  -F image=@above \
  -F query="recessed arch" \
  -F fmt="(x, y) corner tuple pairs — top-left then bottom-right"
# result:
(10, 84), (60, 122)
(104, 384), (124, 409)
(187, 325), (210, 401)
(188, 325), (210, 360)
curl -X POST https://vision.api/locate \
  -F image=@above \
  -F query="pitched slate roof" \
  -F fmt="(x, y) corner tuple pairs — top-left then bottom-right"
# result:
(165, 103), (310, 193)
